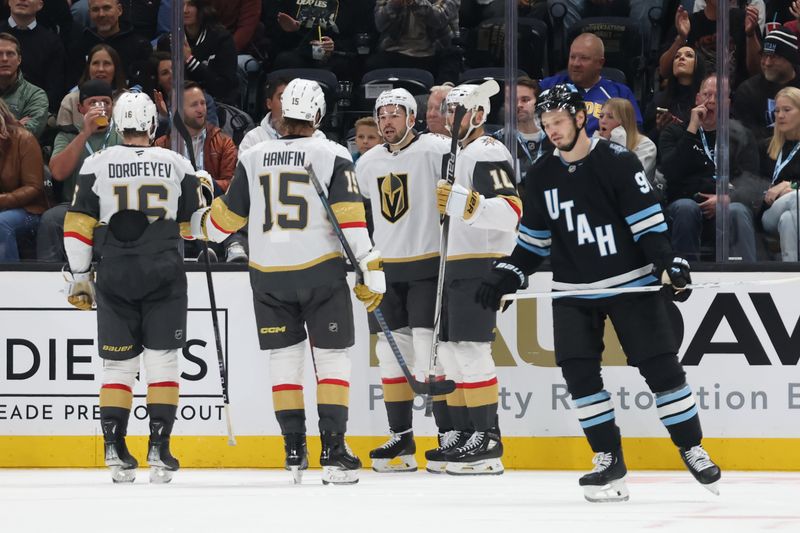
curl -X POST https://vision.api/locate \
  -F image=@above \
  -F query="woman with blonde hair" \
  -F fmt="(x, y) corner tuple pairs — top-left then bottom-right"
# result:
(596, 98), (658, 182)
(763, 86), (800, 261)
(0, 99), (47, 261)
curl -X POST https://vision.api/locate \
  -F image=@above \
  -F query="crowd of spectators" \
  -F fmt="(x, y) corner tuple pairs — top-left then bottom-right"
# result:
(3, 0), (800, 264)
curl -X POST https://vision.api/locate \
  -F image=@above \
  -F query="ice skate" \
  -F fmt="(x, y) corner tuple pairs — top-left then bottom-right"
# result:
(444, 431), (504, 476)
(680, 445), (721, 495)
(424, 430), (467, 473)
(102, 419), (138, 483)
(369, 429), (417, 472)
(147, 421), (179, 484)
(579, 448), (630, 503)
(284, 433), (308, 484)
(320, 432), (361, 485)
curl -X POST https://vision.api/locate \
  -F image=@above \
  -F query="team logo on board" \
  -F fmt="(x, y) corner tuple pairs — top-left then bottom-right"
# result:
(378, 172), (409, 223)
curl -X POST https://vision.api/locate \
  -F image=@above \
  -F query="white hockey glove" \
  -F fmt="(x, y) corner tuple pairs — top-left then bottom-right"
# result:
(436, 180), (485, 221)
(354, 250), (385, 312)
(195, 170), (215, 208)
(189, 206), (211, 240)
(64, 268), (96, 310)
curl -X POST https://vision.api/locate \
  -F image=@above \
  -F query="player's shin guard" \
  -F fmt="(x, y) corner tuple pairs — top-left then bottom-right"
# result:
(314, 348), (351, 434)
(100, 357), (139, 483)
(376, 331), (414, 433)
(144, 349), (180, 483)
(561, 358), (621, 453)
(270, 342), (307, 435)
(414, 328), (453, 433)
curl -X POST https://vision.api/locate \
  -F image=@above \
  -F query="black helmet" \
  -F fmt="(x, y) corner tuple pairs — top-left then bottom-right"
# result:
(534, 84), (585, 123)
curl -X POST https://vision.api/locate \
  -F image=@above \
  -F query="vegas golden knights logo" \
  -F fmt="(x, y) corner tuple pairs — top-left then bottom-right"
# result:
(378, 173), (409, 223)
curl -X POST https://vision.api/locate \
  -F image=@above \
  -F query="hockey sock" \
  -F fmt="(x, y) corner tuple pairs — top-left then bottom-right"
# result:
(446, 387), (472, 432)
(99, 383), (133, 440)
(146, 381), (179, 437)
(381, 376), (414, 432)
(315, 348), (351, 434)
(463, 378), (499, 432)
(432, 391), (454, 433)
(561, 358), (620, 452)
(273, 383), (307, 435)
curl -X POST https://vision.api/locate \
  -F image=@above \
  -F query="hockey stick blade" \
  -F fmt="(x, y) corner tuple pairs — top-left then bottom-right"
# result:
(463, 79), (500, 110)
(304, 163), (455, 397)
(501, 275), (800, 301)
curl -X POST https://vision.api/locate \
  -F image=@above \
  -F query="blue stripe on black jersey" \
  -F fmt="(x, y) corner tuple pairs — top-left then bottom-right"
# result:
(625, 204), (668, 242)
(518, 224), (551, 256)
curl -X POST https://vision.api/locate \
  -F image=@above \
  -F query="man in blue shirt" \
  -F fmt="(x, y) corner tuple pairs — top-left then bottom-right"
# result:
(540, 33), (642, 136)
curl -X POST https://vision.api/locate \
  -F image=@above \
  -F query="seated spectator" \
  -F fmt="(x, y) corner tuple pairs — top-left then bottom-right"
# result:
(38, 80), (123, 262)
(264, 0), (365, 84)
(762, 86), (800, 261)
(0, 0), (66, 114)
(72, 0), (162, 41)
(540, 32), (642, 136)
(0, 0), (72, 46)
(0, 32), (47, 139)
(154, 81), (244, 262)
(353, 116), (381, 162)
(659, 74), (765, 262)
(367, 0), (460, 84)
(151, 51), (218, 137)
(425, 83), (452, 136)
(660, 1), (760, 90)
(67, 0), (153, 87)
(0, 98), (47, 262)
(492, 76), (550, 183)
(734, 26), (800, 175)
(57, 43), (126, 129)
(210, 0), (261, 54)
(596, 97), (659, 190)
(644, 46), (706, 143)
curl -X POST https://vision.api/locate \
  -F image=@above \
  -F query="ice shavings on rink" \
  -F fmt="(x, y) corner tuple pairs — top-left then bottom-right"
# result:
(0, 470), (798, 533)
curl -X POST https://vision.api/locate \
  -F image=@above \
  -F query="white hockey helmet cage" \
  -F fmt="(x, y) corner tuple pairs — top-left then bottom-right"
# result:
(281, 78), (326, 128)
(113, 91), (158, 141)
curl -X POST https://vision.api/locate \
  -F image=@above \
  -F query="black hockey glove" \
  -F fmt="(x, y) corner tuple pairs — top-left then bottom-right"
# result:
(476, 260), (529, 311)
(659, 256), (692, 302)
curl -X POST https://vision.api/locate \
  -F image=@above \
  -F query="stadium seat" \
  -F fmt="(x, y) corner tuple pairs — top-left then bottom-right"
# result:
(354, 68), (435, 127)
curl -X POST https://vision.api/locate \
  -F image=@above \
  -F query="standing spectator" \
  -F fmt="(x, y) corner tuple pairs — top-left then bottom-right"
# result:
(38, 80), (123, 262)
(57, 43), (126, 129)
(540, 33), (642, 137)
(734, 26), (800, 174)
(0, 32), (48, 139)
(369, 0), (460, 83)
(0, 0), (66, 114)
(644, 46), (706, 143)
(763, 86), (800, 261)
(352, 116), (381, 162)
(596, 98), (658, 187)
(72, 0), (163, 40)
(659, 1), (761, 90)
(659, 74), (765, 262)
(425, 84), (452, 135)
(67, 0), (152, 87)
(0, 98), (47, 262)
(154, 81), (244, 262)
(0, 0), (73, 45)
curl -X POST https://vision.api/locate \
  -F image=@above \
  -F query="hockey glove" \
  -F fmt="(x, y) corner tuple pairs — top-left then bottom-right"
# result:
(659, 256), (692, 302)
(195, 170), (215, 208)
(476, 260), (528, 311)
(354, 250), (386, 312)
(436, 180), (485, 221)
(188, 206), (211, 240)
(65, 268), (96, 310)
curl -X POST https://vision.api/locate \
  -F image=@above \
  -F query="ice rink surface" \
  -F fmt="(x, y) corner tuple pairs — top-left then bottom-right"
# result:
(1, 469), (799, 532)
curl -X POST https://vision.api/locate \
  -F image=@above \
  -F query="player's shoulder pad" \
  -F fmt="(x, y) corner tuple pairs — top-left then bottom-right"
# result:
(323, 137), (353, 160)
(150, 146), (195, 176)
(593, 138), (639, 164)
(354, 142), (386, 168)
(418, 131), (452, 153)
(467, 135), (514, 163)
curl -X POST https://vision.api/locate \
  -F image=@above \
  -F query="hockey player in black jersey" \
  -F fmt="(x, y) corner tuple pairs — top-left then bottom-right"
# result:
(63, 92), (205, 484)
(476, 84), (721, 501)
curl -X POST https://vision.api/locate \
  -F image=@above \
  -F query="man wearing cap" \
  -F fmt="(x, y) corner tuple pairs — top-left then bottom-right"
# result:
(37, 79), (123, 261)
(733, 25), (800, 174)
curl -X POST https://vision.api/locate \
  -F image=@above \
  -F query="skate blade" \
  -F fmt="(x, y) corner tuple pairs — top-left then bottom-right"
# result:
(149, 466), (175, 484)
(445, 458), (504, 476)
(371, 455), (418, 473)
(109, 465), (136, 483)
(425, 460), (447, 474)
(321, 466), (359, 485)
(583, 478), (630, 503)
(289, 465), (303, 484)
(701, 480), (720, 496)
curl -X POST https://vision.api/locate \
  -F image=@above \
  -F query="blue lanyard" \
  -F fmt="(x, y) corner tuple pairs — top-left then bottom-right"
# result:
(84, 125), (113, 156)
(699, 127), (715, 167)
(772, 141), (800, 184)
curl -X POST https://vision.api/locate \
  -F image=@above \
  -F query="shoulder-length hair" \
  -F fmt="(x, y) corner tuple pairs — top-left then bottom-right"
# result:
(603, 98), (641, 151)
(769, 87), (800, 160)
(0, 98), (19, 141)
(80, 44), (127, 92)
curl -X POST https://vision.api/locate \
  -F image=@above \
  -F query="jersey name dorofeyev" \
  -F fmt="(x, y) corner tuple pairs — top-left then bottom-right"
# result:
(107, 162), (173, 179)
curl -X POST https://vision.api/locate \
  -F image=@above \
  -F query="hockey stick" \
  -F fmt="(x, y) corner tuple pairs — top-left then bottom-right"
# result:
(173, 110), (236, 446)
(304, 162), (456, 396)
(425, 79), (500, 417)
(500, 275), (800, 301)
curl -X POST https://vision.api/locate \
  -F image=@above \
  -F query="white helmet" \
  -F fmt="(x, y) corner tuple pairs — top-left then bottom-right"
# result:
(281, 78), (326, 128)
(113, 91), (158, 141)
(374, 88), (417, 121)
(445, 84), (490, 140)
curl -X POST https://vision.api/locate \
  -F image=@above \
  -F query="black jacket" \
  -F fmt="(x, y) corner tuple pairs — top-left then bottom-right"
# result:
(67, 22), (153, 87)
(185, 24), (239, 105)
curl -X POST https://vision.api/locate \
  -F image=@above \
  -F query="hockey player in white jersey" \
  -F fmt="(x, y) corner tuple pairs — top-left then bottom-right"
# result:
(434, 84), (522, 475)
(355, 88), (456, 473)
(189, 79), (385, 485)
(476, 84), (721, 501)
(63, 92), (205, 484)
